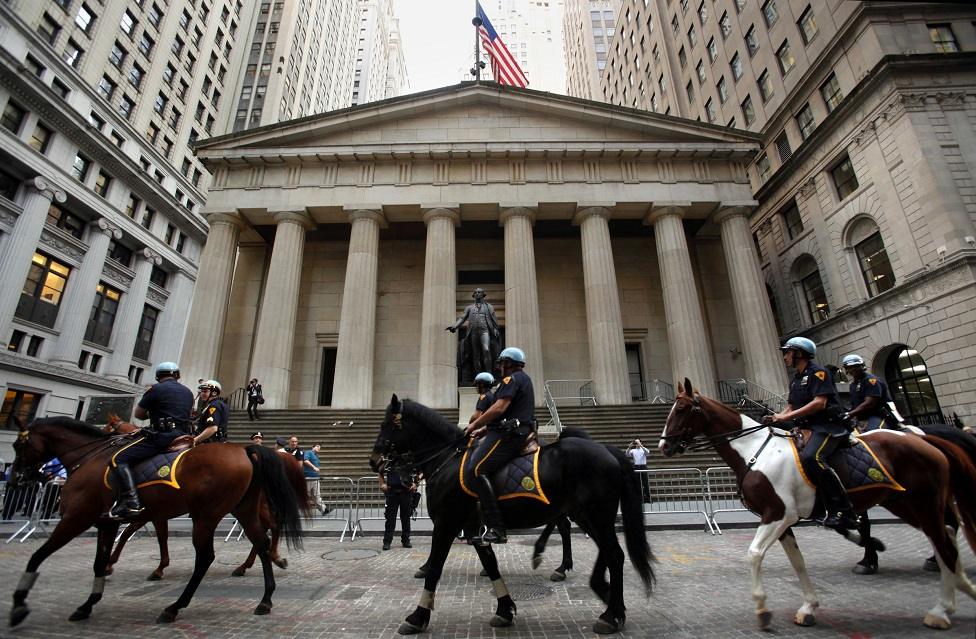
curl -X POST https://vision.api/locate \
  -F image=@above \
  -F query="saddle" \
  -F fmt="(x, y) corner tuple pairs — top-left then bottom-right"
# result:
(460, 439), (550, 505)
(791, 430), (903, 493)
(103, 448), (192, 492)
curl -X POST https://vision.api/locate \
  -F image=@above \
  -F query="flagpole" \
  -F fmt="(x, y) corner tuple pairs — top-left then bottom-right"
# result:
(472, 2), (482, 83)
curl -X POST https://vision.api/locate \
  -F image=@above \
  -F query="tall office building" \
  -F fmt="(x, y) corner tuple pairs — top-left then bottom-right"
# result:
(481, 0), (567, 93)
(597, 1), (976, 422)
(230, 0), (360, 131)
(351, 0), (408, 106)
(563, 0), (620, 100)
(0, 0), (255, 432)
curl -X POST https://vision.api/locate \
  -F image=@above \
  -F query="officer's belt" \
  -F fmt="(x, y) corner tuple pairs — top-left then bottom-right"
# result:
(488, 418), (537, 433)
(149, 417), (189, 433)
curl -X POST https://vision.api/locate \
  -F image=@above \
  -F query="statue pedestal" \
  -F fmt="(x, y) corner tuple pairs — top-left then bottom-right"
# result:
(457, 386), (479, 426)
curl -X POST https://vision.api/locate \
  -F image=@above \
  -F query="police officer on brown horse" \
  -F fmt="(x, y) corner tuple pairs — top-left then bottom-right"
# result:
(462, 347), (534, 545)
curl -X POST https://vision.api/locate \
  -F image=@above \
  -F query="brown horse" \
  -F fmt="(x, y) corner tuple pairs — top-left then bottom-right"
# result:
(100, 415), (292, 580)
(659, 379), (976, 630)
(8, 416), (308, 628)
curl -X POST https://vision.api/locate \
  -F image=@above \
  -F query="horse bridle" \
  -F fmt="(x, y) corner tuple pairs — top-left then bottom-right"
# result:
(13, 427), (132, 480)
(382, 411), (468, 481)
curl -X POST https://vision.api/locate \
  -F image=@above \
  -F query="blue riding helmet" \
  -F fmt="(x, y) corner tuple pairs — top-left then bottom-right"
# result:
(474, 372), (495, 385)
(497, 347), (526, 365)
(780, 337), (816, 358)
(842, 354), (865, 368)
(155, 361), (180, 377)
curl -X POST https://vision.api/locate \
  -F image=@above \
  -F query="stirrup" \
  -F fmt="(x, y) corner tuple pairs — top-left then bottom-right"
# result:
(480, 527), (507, 545)
(107, 501), (144, 521)
(823, 510), (857, 531)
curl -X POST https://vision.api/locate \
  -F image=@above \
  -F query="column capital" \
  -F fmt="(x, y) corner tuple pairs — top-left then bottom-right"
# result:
(204, 210), (246, 229)
(95, 217), (123, 239)
(572, 204), (612, 226)
(421, 206), (460, 227)
(644, 201), (692, 226)
(137, 247), (163, 266)
(343, 207), (388, 228)
(711, 202), (757, 226)
(27, 176), (67, 203)
(269, 208), (315, 229)
(499, 206), (536, 226)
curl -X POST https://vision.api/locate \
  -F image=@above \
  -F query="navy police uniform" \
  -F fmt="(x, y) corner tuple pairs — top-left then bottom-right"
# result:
(382, 467), (416, 549)
(475, 389), (495, 414)
(788, 361), (848, 480)
(462, 370), (534, 490)
(111, 378), (194, 471)
(849, 373), (893, 431)
(196, 397), (229, 443)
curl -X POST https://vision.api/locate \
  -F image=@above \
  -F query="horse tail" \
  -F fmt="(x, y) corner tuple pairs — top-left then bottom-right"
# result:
(605, 445), (655, 594)
(246, 445), (305, 550)
(922, 435), (976, 554)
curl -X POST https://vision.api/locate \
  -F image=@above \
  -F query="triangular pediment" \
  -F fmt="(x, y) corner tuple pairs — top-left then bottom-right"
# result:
(195, 83), (758, 161)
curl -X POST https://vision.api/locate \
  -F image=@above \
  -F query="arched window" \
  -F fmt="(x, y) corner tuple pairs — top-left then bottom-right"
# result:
(848, 217), (894, 297)
(792, 255), (829, 324)
(884, 346), (943, 425)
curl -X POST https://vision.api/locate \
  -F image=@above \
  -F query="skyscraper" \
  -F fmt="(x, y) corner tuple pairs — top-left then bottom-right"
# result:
(480, 0), (567, 93)
(563, 0), (620, 101)
(351, 0), (408, 107)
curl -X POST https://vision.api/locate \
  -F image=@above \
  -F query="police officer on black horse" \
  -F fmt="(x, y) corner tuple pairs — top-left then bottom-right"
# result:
(193, 379), (229, 445)
(462, 347), (534, 545)
(105, 361), (194, 520)
(766, 337), (857, 532)
(842, 354), (897, 431)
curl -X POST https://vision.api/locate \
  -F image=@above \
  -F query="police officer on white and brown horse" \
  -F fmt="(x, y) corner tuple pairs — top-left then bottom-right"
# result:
(462, 347), (535, 545)
(842, 354), (896, 432)
(766, 337), (857, 532)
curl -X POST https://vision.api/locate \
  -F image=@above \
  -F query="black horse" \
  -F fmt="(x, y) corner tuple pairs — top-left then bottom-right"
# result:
(369, 395), (654, 634)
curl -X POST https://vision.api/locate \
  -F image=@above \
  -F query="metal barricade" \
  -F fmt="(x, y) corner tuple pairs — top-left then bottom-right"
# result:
(641, 468), (715, 534)
(6, 480), (62, 543)
(4, 481), (43, 543)
(351, 476), (385, 540)
(704, 467), (754, 533)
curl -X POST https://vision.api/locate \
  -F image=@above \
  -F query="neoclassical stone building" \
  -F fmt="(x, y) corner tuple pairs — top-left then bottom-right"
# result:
(186, 83), (786, 409)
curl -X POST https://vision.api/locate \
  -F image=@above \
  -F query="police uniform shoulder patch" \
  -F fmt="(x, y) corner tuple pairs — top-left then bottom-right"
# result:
(208, 407), (216, 414)
(814, 371), (826, 381)
(868, 378), (877, 386)
(503, 376), (512, 385)
(479, 394), (486, 400)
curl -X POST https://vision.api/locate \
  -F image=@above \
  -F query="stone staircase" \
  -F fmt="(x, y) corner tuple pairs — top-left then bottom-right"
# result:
(227, 403), (755, 478)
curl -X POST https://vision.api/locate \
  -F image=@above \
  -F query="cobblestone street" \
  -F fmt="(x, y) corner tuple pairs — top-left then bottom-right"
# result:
(0, 522), (973, 638)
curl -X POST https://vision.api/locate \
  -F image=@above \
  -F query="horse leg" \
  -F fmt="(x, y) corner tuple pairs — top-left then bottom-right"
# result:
(747, 520), (794, 630)
(924, 509), (958, 573)
(531, 521), (555, 570)
(269, 524), (287, 569)
(105, 520), (143, 576)
(232, 546), (259, 577)
(473, 543), (517, 627)
(236, 509), (276, 615)
(10, 514), (91, 627)
(399, 521), (462, 635)
(554, 515), (573, 581)
(589, 522), (626, 634)
(157, 516), (219, 623)
(852, 512), (878, 575)
(69, 521), (119, 621)
(149, 519), (170, 581)
(778, 528), (820, 626)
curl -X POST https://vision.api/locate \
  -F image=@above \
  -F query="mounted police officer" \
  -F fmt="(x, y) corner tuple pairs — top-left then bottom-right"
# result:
(106, 361), (193, 520)
(193, 380), (228, 445)
(469, 372), (496, 424)
(767, 337), (857, 532)
(842, 354), (896, 432)
(462, 347), (535, 545)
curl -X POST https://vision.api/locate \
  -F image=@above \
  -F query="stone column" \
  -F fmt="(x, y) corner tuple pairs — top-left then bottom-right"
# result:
(48, 218), (122, 367)
(180, 211), (244, 388)
(418, 207), (459, 408)
(500, 206), (546, 404)
(106, 248), (162, 381)
(150, 269), (194, 364)
(332, 208), (386, 408)
(573, 205), (631, 404)
(646, 203), (717, 396)
(0, 177), (67, 348)
(249, 209), (314, 409)
(713, 205), (787, 393)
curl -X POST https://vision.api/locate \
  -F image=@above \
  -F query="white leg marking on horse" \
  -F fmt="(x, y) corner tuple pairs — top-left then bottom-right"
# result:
(419, 589), (435, 610)
(91, 576), (106, 596)
(17, 572), (38, 592)
(491, 578), (510, 599)
(779, 532), (819, 624)
(748, 522), (790, 618)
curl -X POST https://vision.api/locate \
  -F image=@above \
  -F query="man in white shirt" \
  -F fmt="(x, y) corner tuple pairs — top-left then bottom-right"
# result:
(626, 439), (651, 503)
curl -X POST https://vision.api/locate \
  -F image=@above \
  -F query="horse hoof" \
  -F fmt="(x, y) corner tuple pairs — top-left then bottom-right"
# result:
(531, 555), (542, 570)
(68, 609), (91, 622)
(274, 558), (288, 569)
(593, 618), (621, 634)
(413, 568), (427, 579)
(397, 621), (427, 634)
(157, 610), (177, 624)
(550, 569), (567, 582)
(923, 558), (940, 573)
(232, 567), (246, 577)
(853, 562), (877, 575)
(254, 602), (272, 616)
(923, 613), (951, 630)
(490, 614), (514, 628)
(104, 566), (114, 576)
(793, 612), (816, 627)
(479, 568), (488, 577)
(9, 605), (30, 627)
(147, 572), (163, 581)
(757, 610), (773, 630)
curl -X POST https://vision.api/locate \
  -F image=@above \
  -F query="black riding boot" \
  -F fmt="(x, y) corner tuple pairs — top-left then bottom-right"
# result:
(109, 464), (144, 520)
(819, 466), (856, 531)
(474, 475), (506, 544)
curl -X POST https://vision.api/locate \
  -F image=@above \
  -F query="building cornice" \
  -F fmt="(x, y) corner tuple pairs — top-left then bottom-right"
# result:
(0, 351), (143, 393)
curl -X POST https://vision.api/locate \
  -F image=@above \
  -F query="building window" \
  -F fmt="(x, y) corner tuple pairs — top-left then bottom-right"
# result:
(758, 69), (774, 102)
(51, 78), (70, 100)
(125, 194), (141, 218)
(148, 3), (163, 28)
(63, 39), (84, 67)
(795, 257), (829, 324)
(164, 223), (176, 244)
(797, 5), (818, 44)
(141, 207), (155, 230)
(1, 389), (42, 430)
(719, 11), (732, 39)
(85, 282), (121, 346)
(118, 95), (135, 120)
(46, 203), (86, 239)
(717, 76), (728, 103)
(762, 0), (778, 27)
(176, 232), (186, 253)
(29, 123), (53, 153)
(24, 54), (45, 77)
(149, 264), (168, 288)
(756, 153), (771, 181)
(781, 200), (803, 239)
(16, 252), (71, 328)
(741, 94), (755, 125)
(687, 24), (697, 47)
(146, 122), (159, 143)
(696, 60), (706, 84)
(698, 1), (707, 25)
(75, 3), (96, 33)
(776, 40), (795, 75)
(707, 37), (717, 63)
(884, 348), (943, 425)
(1, 100), (26, 134)
(71, 153), (91, 181)
(678, 46), (687, 67)
(7, 330), (25, 353)
(830, 154), (858, 200)
(108, 239), (133, 267)
(128, 64), (144, 89)
(928, 24), (959, 53)
(120, 10), (137, 38)
(775, 131), (792, 162)
(98, 75), (116, 100)
(685, 80), (695, 104)
(38, 12), (61, 45)
(705, 98), (716, 123)
(88, 111), (105, 131)
(0, 166), (18, 200)
(796, 103), (816, 139)
(93, 170), (111, 197)
(854, 231), (894, 297)
(820, 73), (843, 112)
(138, 32), (155, 57)
(133, 305), (159, 360)
(731, 52), (743, 81)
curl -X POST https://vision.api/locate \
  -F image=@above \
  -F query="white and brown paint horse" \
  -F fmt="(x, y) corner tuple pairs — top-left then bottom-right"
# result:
(659, 379), (976, 631)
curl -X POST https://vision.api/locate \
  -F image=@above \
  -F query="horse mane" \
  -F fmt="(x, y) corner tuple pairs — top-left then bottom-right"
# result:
(31, 416), (109, 440)
(558, 428), (592, 440)
(401, 399), (463, 441)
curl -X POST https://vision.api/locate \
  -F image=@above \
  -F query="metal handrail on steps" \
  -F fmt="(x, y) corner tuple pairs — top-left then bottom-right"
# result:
(717, 378), (787, 414)
(542, 382), (562, 434)
(225, 387), (247, 410)
(631, 379), (674, 404)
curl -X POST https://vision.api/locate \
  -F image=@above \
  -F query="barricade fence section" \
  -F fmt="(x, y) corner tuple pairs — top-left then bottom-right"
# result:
(704, 467), (754, 533)
(3, 481), (43, 543)
(639, 469), (715, 534)
(352, 476), (384, 540)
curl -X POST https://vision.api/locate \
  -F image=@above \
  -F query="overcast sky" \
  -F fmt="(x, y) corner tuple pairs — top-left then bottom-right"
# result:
(394, 0), (482, 92)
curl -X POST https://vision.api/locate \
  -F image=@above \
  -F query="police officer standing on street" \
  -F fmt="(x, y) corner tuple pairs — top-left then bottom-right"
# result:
(106, 361), (194, 520)
(462, 347), (535, 545)
(194, 379), (229, 445)
(842, 354), (895, 431)
(767, 337), (857, 532)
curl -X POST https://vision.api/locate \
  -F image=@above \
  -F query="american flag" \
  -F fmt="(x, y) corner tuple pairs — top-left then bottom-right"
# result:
(476, 2), (529, 88)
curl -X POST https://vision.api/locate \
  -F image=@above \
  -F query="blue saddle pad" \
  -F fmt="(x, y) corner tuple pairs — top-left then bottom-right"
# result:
(103, 450), (188, 491)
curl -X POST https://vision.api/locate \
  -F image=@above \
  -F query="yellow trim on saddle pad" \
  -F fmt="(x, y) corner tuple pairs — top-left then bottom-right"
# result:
(459, 441), (550, 505)
(847, 434), (905, 493)
(102, 449), (191, 491)
(788, 438), (816, 489)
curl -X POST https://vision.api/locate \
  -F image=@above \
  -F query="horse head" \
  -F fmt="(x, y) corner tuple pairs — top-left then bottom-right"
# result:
(370, 394), (407, 472)
(104, 413), (138, 434)
(9, 416), (47, 488)
(659, 378), (708, 457)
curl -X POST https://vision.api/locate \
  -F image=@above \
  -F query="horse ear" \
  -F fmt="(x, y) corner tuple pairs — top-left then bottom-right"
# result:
(13, 415), (24, 431)
(683, 378), (693, 396)
(390, 393), (400, 410)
